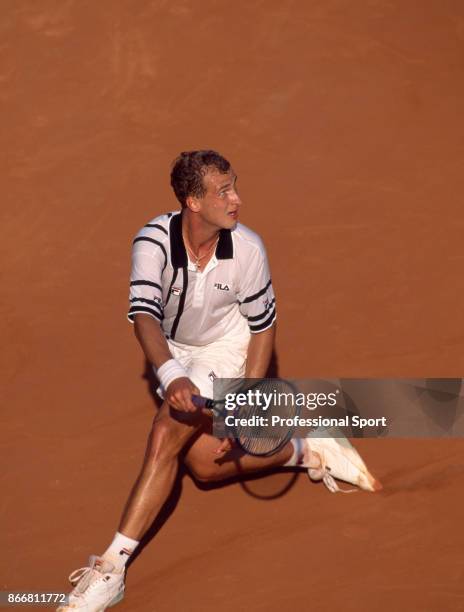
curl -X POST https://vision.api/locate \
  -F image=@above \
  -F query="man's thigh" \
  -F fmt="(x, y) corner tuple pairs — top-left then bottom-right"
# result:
(151, 400), (211, 454)
(183, 431), (222, 462)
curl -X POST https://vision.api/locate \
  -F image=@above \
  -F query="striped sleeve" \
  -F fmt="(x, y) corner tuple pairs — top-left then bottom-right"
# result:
(238, 247), (276, 333)
(127, 234), (166, 324)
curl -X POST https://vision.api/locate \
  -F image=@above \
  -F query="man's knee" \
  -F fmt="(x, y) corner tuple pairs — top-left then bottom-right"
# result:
(184, 456), (218, 483)
(146, 409), (198, 463)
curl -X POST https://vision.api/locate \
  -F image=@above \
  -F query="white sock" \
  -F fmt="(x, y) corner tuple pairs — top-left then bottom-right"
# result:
(102, 532), (139, 571)
(284, 439), (321, 470)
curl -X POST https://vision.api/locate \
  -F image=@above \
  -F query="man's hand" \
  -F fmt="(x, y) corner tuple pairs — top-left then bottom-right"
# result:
(166, 377), (200, 413)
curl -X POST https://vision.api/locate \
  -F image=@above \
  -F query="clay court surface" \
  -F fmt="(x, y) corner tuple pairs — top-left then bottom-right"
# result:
(2, 1), (464, 610)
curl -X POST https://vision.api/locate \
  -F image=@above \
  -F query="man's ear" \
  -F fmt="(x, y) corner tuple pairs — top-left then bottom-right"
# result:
(186, 195), (201, 213)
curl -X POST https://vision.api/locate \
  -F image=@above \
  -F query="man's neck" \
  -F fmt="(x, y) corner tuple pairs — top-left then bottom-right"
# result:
(182, 210), (219, 254)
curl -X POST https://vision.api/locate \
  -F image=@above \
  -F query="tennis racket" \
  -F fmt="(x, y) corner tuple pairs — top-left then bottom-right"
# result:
(193, 378), (300, 457)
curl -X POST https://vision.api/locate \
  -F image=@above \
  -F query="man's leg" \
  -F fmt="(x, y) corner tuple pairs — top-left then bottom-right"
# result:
(57, 401), (207, 611)
(183, 431), (381, 493)
(116, 400), (206, 540)
(183, 433), (313, 482)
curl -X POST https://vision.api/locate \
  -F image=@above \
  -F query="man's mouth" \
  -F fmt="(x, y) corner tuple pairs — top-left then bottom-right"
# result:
(228, 210), (238, 219)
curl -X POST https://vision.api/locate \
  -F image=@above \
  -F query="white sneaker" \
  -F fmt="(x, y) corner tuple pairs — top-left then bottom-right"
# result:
(305, 428), (382, 493)
(57, 556), (124, 611)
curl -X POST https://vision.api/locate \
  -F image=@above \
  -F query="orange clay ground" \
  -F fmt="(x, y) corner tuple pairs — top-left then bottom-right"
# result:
(2, 2), (464, 610)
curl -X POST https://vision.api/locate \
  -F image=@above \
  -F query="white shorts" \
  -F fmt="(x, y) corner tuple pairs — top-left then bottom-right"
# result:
(159, 332), (250, 399)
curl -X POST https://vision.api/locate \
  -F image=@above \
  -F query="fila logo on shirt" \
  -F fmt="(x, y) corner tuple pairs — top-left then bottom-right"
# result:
(214, 282), (230, 291)
(170, 286), (182, 296)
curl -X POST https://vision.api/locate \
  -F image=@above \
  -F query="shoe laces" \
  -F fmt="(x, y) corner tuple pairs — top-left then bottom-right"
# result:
(322, 470), (357, 494)
(310, 453), (358, 494)
(68, 558), (109, 596)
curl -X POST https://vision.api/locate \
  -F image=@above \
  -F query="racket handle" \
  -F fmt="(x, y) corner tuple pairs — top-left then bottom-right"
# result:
(191, 394), (204, 408)
(191, 394), (215, 410)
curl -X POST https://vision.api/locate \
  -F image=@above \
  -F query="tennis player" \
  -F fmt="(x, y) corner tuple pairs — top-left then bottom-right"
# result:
(58, 150), (381, 611)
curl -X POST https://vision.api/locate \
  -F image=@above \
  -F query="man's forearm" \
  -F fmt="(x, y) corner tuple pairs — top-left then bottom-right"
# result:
(133, 314), (173, 369)
(245, 324), (276, 378)
(134, 314), (199, 411)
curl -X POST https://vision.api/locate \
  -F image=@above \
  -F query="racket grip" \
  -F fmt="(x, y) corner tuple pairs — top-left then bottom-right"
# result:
(191, 395), (214, 410)
(191, 394), (204, 408)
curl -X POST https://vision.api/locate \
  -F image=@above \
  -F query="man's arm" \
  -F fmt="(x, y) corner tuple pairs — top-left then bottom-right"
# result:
(133, 314), (199, 412)
(133, 313), (173, 368)
(244, 324), (276, 378)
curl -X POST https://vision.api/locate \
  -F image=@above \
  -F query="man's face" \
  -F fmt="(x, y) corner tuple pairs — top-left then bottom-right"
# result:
(193, 168), (242, 230)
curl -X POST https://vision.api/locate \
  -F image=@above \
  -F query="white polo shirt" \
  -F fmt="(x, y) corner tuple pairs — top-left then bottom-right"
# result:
(127, 211), (276, 347)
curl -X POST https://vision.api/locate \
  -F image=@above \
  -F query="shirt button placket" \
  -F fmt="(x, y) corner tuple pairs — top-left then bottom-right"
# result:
(192, 274), (205, 308)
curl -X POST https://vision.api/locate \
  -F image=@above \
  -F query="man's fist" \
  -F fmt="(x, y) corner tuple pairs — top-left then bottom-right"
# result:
(166, 377), (200, 413)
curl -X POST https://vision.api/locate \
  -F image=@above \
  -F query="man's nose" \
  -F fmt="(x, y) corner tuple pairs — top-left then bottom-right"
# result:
(231, 189), (242, 206)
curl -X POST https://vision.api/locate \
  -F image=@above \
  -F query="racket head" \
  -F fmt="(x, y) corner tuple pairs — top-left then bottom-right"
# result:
(231, 378), (300, 457)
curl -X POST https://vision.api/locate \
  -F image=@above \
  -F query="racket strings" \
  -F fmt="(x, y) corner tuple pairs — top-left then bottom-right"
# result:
(232, 380), (300, 456)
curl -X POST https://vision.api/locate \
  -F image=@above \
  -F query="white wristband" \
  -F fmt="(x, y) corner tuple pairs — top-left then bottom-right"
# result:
(156, 359), (187, 391)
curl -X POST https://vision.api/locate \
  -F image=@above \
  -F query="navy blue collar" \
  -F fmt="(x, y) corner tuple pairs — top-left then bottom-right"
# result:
(169, 212), (234, 269)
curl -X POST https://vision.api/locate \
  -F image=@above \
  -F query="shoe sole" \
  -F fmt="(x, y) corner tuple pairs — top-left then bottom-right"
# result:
(95, 590), (125, 612)
(57, 589), (124, 612)
(107, 591), (124, 609)
(330, 438), (383, 491)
